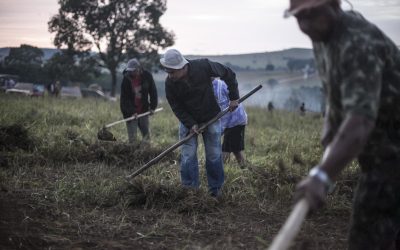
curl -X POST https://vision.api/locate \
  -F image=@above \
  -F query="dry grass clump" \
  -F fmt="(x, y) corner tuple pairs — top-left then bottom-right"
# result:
(0, 94), (359, 249)
(122, 178), (221, 213)
(0, 124), (35, 151)
(0, 124), (176, 168)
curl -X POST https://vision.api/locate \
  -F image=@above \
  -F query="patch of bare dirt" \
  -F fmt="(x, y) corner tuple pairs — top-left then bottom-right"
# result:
(0, 126), (352, 249)
(0, 191), (49, 249)
(0, 187), (351, 249)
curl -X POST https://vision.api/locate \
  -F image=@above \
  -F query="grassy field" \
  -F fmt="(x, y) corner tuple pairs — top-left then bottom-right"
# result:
(0, 93), (359, 249)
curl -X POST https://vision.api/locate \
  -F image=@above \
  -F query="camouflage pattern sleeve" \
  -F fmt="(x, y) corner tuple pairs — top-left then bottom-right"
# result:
(339, 40), (384, 121)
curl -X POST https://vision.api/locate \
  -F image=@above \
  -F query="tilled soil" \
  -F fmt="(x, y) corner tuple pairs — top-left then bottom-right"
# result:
(0, 188), (350, 250)
(0, 124), (351, 249)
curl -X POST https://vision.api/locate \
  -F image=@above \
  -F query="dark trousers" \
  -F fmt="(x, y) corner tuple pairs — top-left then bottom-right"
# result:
(348, 156), (400, 250)
(126, 116), (149, 143)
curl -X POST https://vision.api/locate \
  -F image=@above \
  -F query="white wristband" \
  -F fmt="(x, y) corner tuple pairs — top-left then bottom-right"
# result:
(309, 167), (334, 192)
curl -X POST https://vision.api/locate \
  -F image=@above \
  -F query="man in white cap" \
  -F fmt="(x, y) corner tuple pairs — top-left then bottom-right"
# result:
(285, 0), (400, 248)
(160, 49), (240, 197)
(120, 58), (158, 143)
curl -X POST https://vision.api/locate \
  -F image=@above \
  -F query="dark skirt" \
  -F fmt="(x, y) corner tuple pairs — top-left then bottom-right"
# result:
(222, 125), (245, 153)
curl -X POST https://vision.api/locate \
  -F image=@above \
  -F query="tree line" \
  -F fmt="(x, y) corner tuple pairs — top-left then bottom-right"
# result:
(0, 0), (174, 96)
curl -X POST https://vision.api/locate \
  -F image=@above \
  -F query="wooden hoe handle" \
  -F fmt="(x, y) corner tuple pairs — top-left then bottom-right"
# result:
(268, 199), (310, 250)
(125, 84), (263, 179)
(105, 107), (163, 128)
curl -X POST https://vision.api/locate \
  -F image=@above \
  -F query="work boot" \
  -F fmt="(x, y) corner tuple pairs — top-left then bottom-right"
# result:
(210, 187), (222, 198)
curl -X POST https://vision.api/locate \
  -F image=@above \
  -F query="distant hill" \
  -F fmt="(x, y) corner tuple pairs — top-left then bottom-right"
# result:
(0, 47), (60, 61)
(184, 48), (314, 70)
(0, 47), (312, 70)
(41, 48), (61, 60)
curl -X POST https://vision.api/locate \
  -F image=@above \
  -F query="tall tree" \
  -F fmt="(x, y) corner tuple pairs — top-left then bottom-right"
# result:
(48, 0), (174, 96)
(3, 44), (44, 83)
(43, 50), (100, 84)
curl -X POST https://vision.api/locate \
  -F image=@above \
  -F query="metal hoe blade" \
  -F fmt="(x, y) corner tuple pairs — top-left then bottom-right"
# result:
(97, 127), (116, 141)
(126, 84), (263, 179)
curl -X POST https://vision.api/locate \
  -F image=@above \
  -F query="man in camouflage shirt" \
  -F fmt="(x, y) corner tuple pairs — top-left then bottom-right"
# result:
(285, 0), (400, 248)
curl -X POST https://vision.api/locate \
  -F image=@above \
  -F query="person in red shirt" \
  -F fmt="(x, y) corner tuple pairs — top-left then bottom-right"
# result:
(120, 58), (158, 143)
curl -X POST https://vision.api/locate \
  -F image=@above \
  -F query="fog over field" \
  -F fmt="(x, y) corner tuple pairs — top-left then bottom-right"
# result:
(240, 75), (323, 113)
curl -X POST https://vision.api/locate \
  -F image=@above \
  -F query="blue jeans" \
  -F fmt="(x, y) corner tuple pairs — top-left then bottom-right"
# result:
(179, 121), (224, 196)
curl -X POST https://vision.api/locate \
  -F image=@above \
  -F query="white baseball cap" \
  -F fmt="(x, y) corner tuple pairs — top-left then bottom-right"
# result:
(284, 0), (333, 18)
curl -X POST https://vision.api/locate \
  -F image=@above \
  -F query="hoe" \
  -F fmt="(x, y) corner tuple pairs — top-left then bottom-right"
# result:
(268, 198), (309, 250)
(97, 107), (163, 141)
(126, 84), (263, 179)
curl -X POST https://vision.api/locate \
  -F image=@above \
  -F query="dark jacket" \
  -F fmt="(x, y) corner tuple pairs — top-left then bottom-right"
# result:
(120, 69), (158, 118)
(165, 59), (239, 129)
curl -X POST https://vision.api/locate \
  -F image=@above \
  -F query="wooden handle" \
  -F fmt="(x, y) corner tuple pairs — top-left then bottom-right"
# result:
(268, 199), (310, 250)
(125, 85), (263, 179)
(105, 107), (163, 128)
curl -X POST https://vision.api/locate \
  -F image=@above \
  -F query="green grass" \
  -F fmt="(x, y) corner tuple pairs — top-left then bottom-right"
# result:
(0, 93), (358, 249)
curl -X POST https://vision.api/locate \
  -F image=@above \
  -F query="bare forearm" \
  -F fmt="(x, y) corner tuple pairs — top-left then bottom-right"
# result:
(319, 114), (374, 181)
(321, 108), (333, 148)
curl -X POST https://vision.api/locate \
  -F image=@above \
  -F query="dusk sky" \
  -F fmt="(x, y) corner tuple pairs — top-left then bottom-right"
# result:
(0, 0), (399, 55)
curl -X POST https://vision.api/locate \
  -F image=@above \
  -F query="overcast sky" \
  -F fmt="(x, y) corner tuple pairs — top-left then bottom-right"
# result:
(0, 0), (399, 55)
